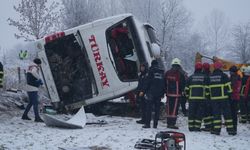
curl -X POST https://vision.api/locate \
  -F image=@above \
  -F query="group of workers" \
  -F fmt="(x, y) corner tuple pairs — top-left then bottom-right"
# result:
(136, 58), (250, 136)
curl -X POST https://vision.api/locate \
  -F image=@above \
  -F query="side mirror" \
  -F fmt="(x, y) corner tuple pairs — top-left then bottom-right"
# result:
(151, 43), (161, 58)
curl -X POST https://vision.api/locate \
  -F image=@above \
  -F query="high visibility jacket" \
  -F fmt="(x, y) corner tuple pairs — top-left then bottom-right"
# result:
(165, 65), (186, 97)
(240, 75), (249, 96)
(185, 71), (209, 100)
(208, 69), (232, 100)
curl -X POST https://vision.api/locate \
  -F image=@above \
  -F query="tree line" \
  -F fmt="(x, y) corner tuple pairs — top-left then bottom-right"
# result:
(7, 0), (250, 71)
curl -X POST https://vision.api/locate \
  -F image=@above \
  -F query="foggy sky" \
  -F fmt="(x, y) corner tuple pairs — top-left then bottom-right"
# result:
(0, 0), (250, 50)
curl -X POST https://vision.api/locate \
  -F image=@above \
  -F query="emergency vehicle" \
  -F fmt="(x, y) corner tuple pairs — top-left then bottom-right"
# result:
(35, 14), (161, 110)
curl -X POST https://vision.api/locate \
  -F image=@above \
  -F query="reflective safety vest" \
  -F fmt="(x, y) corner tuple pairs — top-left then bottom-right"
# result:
(165, 66), (186, 97)
(185, 71), (209, 100)
(209, 69), (232, 100)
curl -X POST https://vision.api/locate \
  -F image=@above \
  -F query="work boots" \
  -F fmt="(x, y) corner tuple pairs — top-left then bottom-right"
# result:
(136, 120), (145, 124)
(142, 124), (150, 128)
(21, 115), (31, 120)
(35, 117), (44, 122)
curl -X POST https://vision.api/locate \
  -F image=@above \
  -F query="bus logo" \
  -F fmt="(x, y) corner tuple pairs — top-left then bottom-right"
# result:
(89, 35), (110, 88)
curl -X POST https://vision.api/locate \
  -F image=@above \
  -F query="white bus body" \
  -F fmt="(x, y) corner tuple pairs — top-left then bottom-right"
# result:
(35, 14), (161, 110)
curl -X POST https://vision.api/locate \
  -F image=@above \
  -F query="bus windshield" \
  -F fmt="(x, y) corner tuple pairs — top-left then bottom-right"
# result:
(144, 24), (159, 44)
(106, 17), (146, 82)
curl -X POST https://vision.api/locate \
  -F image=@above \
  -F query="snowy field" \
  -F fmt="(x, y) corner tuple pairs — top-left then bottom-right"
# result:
(0, 109), (250, 150)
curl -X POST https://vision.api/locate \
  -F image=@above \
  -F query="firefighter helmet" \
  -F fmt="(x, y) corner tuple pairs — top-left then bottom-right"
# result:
(171, 58), (181, 66)
(195, 62), (203, 70)
(214, 61), (223, 69)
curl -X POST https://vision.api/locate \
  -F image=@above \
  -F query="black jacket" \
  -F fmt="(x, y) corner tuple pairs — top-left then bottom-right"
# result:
(136, 70), (148, 94)
(143, 65), (165, 98)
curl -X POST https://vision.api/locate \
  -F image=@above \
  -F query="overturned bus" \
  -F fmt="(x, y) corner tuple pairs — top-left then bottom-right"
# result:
(35, 14), (162, 110)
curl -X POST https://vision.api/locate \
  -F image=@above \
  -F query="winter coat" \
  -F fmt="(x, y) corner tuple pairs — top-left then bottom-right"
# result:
(165, 65), (186, 97)
(240, 75), (249, 96)
(26, 62), (42, 92)
(136, 69), (148, 95)
(185, 70), (209, 101)
(208, 69), (232, 101)
(230, 73), (242, 100)
(244, 76), (250, 98)
(142, 65), (165, 99)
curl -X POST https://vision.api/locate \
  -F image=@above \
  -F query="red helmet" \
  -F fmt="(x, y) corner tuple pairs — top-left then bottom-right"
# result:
(214, 61), (223, 69)
(195, 62), (203, 70)
(203, 63), (210, 70)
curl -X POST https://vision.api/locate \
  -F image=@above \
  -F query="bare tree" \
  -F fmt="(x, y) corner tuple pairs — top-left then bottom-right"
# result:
(7, 0), (60, 41)
(232, 22), (250, 63)
(158, 0), (192, 68)
(203, 9), (230, 53)
(61, 0), (105, 29)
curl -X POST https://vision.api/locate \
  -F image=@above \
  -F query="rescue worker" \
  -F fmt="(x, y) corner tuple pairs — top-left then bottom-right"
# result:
(141, 60), (165, 128)
(229, 66), (241, 133)
(165, 58), (186, 129)
(22, 58), (44, 122)
(136, 63), (148, 124)
(209, 61), (235, 135)
(180, 68), (188, 116)
(185, 62), (209, 132)
(0, 61), (3, 88)
(201, 62), (213, 131)
(239, 66), (249, 123)
(243, 66), (250, 122)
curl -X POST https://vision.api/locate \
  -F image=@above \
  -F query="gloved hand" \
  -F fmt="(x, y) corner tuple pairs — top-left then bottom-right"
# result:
(36, 79), (43, 86)
(139, 92), (144, 97)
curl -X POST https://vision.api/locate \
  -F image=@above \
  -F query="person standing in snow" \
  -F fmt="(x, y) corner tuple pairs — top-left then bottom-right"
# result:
(208, 61), (235, 135)
(243, 66), (250, 123)
(239, 66), (250, 123)
(185, 62), (209, 132)
(141, 60), (165, 128)
(136, 63), (148, 124)
(0, 61), (4, 88)
(201, 62), (213, 131)
(22, 58), (44, 122)
(165, 58), (186, 129)
(229, 66), (241, 134)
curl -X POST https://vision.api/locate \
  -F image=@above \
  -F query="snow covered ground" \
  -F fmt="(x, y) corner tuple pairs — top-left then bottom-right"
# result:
(1, 107), (250, 150)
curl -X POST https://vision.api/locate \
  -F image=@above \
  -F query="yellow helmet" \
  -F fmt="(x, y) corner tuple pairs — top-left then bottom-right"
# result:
(171, 58), (181, 65)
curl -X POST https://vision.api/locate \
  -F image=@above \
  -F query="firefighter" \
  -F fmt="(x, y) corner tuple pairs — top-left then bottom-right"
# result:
(201, 62), (213, 131)
(136, 63), (148, 124)
(22, 58), (44, 122)
(243, 66), (250, 122)
(0, 61), (3, 88)
(208, 61), (235, 135)
(141, 60), (165, 128)
(185, 62), (208, 132)
(229, 66), (241, 133)
(180, 68), (188, 116)
(165, 58), (186, 129)
(239, 66), (249, 123)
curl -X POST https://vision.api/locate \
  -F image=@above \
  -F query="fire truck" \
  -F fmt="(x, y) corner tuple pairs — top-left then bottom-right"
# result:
(35, 14), (161, 110)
